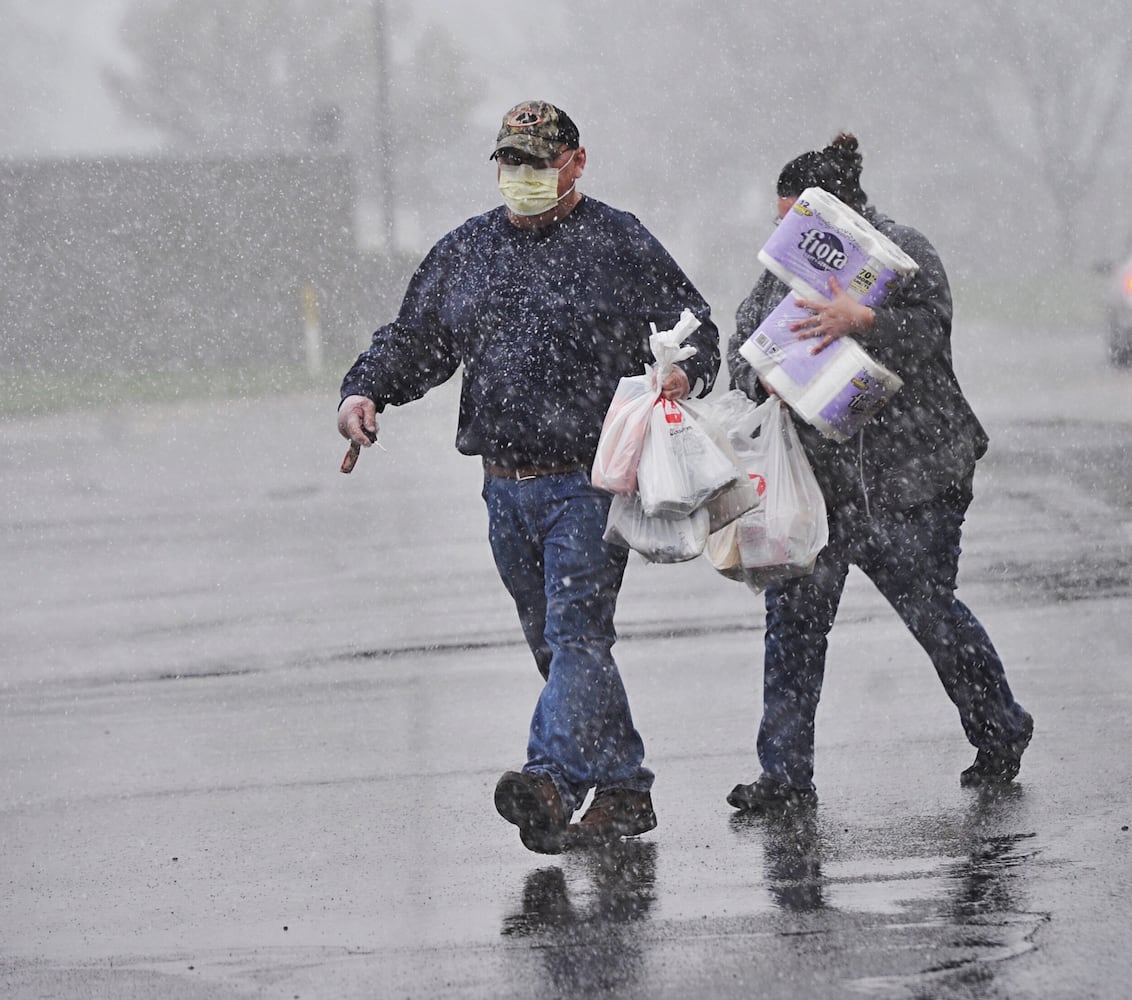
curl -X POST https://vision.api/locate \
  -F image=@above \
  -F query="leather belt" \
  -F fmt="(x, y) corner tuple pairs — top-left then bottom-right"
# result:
(484, 461), (585, 481)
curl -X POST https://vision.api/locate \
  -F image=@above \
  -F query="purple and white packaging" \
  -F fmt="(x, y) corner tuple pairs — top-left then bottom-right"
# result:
(739, 293), (903, 441)
(739, 187), (915, 441)
(758, 187), (918, 304)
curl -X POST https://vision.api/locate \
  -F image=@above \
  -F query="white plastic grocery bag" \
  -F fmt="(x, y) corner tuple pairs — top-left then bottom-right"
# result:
(679, 396), (758, 532)
(690, 393), (764, 533)
(591, 309), (702, 495)
(637, 398), (739, 518)
(602, 492), (709, 563)
(590, 372), (657, 494)
(706, 395), (828, 591)
(703, 391), (771, 580)
(735, 396), (829, 588)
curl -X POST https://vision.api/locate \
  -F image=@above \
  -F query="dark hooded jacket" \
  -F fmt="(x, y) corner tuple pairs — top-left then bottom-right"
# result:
(728, 206), (987, 511)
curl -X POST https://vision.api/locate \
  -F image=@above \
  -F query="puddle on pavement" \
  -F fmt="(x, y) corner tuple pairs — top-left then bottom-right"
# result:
(837, 831), (1049, 996)
(497, 809), (1049, 998)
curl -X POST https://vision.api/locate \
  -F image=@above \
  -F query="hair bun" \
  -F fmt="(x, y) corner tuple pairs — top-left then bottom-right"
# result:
(824, 132), (864, 194)
(777, 132), (868, 210)
(828, 132), (859, 154)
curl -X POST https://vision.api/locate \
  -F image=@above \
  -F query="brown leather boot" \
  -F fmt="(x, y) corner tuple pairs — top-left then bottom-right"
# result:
(494, 770), (569, 854)
(573, 788), (657, 844)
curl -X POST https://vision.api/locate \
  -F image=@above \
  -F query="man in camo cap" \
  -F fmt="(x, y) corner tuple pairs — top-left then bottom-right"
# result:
(338, 100), (720, 853)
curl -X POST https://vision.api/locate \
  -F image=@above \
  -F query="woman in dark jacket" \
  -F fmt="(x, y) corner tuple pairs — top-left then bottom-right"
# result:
(727, 133), (1033, 811)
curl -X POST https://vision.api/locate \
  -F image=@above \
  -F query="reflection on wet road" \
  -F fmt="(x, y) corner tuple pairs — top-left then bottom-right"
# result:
(501, 842), (658, 996)
(497, 788), (1048, 999)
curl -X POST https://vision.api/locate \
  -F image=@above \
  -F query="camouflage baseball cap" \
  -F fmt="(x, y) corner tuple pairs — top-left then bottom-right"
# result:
(490, 101), (581, 160)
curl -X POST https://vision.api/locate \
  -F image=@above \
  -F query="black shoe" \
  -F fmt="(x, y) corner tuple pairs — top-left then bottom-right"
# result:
(727, 775), (817, 812)
(572, 788), (657, 845)
(960, 712), (1034, 787)
(494, 770), (569, 854)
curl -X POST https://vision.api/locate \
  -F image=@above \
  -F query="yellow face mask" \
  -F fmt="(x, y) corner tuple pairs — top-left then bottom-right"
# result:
(497, 151), (576, 217)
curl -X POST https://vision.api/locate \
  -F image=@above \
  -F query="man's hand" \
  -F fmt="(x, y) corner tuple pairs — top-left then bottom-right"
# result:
(338, 395), (378, 445)
(338, 394), (378, 473)
(658, 364), (691, 401)
(792, 276), (875, 354)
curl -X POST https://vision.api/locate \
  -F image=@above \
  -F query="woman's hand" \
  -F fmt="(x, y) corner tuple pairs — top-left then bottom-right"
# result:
(792, 276), (875, 354)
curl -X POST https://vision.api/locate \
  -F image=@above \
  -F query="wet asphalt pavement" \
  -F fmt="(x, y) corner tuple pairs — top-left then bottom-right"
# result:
(2, 322), (1131, 999)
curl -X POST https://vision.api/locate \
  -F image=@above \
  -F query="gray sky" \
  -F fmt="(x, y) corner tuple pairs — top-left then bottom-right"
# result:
(4, 0), (557, 157)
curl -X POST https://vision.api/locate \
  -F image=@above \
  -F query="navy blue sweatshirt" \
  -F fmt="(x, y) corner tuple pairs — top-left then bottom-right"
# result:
(341, 197), (720, 469)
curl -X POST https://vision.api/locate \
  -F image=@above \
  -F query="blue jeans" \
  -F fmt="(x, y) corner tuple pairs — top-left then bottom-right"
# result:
(758, 479), (1029, 790)
(482, 469), (653, 813)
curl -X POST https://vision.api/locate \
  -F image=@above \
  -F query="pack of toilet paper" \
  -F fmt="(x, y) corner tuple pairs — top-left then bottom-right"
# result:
(758, 187), (918, 304)
(738, 293), (904, 441)
(738, 187), (915, 442)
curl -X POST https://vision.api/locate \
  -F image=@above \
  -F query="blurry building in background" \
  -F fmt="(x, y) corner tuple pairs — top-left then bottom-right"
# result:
(0, 154), (406, 375)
